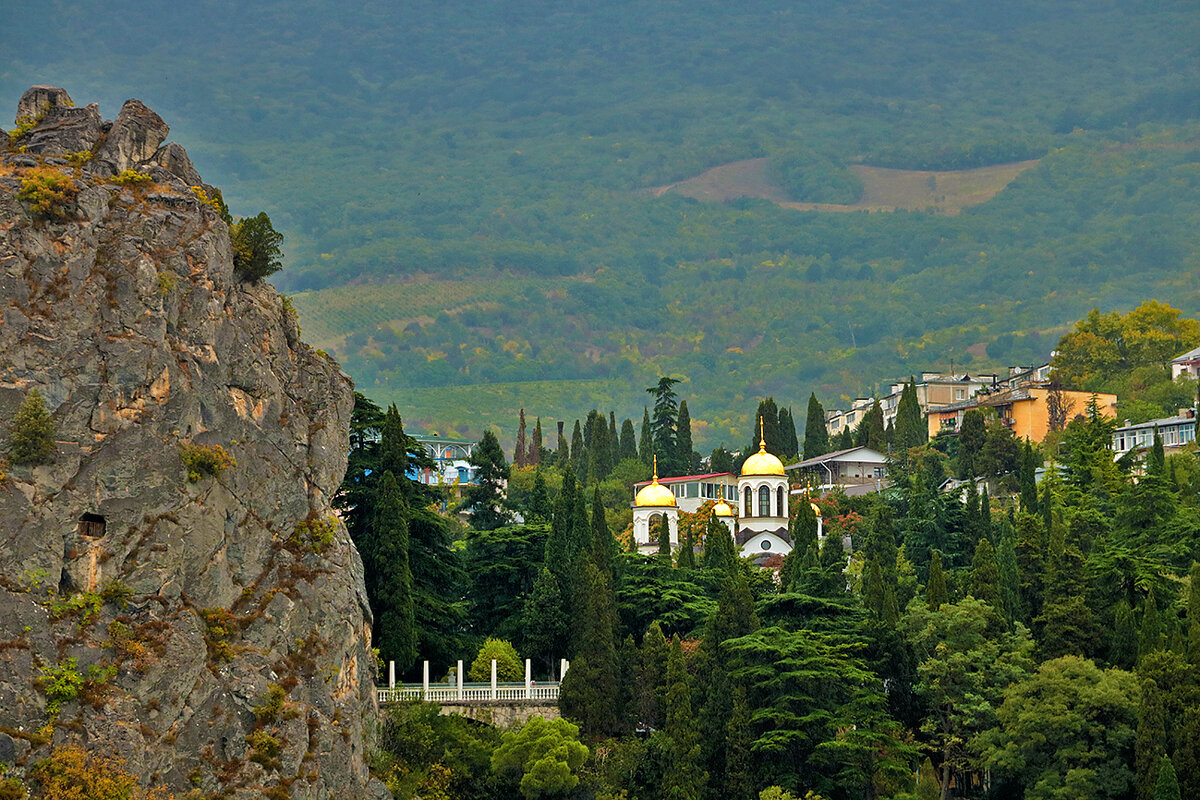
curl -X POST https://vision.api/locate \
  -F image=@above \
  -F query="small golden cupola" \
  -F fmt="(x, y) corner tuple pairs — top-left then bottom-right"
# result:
(712, 499), (735, 517)
(634, 456), (677, 507)
(740, 417), (785, 477)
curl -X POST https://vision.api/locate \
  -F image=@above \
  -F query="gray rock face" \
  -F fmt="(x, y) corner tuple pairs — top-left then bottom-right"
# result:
(15, 86), (74, 124)
(0, 89), (383, 799)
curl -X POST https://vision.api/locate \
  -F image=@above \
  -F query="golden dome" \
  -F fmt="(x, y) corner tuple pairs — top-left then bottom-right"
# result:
(712, 499), (735, 517)
(634, 456), (677, 508)
(740, 417), (786, 477)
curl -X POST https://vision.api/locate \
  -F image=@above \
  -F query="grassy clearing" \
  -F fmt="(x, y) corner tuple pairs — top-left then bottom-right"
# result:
(655, 157), (1040, 215)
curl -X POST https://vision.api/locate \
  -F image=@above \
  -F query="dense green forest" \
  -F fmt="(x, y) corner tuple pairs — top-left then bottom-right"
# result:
(4, 0), (1199, 443)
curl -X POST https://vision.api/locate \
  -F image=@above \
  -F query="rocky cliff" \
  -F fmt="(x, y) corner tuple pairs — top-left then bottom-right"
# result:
(0, 87), (386, 798)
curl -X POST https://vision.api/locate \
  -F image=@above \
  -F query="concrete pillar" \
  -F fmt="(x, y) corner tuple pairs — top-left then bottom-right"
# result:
(560, 658), (569, 680)
(422, 660), (429, 701)
(525, 658), (532, 699)
(817, 513), (824, 542)
(457, 659), (464, 700)
(490, 659), (497, 700)
(388, 661), (395, 690)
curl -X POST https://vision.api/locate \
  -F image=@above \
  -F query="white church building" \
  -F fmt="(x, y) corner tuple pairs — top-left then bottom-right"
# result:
(631, 422), (798, 560)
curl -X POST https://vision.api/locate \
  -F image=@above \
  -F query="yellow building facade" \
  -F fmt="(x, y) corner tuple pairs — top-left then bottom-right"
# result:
(928, 387), (1117, 443)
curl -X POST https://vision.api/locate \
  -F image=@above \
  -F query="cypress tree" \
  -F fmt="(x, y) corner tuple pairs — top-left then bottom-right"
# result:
(640, 406), (654, 466)
(559, 563), (620, 737)
(1149, 429), (1166, 477)
(926, 550), (948, 609)
(529, 416), (543, 466)
(724, 686), (753, 800)
(1140, 586), (1166, 660)
(678, 524), (696, 569)
(958, 408), (986, 478)
(790, 497), (819, 558)
(1041, 479), (1054, 541)
(677, 399), (696, 475)
(979, 485), (992, 540)
(1019, 441), (1039, 514)
(556, 420), (568, 467)
(527, 470), (552, 523)
(753, 398), (782, 455)
(570, 420), (586, 484)
(637, 622), (670, 729)
(1153, 756), (1181, 800)
(378, 404), (409, 482)
(779, 405), (799, 458)
(895, 377), (927, 450)
(1014, 512), (1045, 623)
(590, 486), (616, 576)
(662, 634), (706, 800)
(858, 399), (886, 451)
(545, 469), (580, 584)
(1175, 706), (1200, 800)
(970, 538), (1002, 609)
(1111, 600), (1139, 669)
(837, 427), (855, 450)
(1036, 532), (1100, 660)
(657, 513), (672, 559)
(515, 408), (528, 468)
(1136, 678), (1168, 800)
(702, 515), (737, 573)
(373, 471), (417, 671)
(1187, 561), (1200, 666)
(863, 557), (898, 624)
(803, 393), (830, 459)
(997, 521), (1021, 623)
(620, 418), (637, 462)
(609, 411), (621, 474)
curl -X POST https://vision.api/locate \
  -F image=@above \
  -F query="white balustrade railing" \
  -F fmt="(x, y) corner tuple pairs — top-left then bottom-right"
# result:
(377, 681), (560, 705)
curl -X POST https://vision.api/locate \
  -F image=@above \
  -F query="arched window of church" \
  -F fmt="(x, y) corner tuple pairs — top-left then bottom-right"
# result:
(758, 486), (770, 517)
(776, 487), (785, 517)
(744, 486), (753, 517)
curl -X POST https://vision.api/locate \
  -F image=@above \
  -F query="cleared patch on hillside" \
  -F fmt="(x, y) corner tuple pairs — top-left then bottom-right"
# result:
(651, 157), (1040, 215)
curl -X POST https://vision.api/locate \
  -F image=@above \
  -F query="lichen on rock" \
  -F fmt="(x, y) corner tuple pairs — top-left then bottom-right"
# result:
(0, 87), (387, 799)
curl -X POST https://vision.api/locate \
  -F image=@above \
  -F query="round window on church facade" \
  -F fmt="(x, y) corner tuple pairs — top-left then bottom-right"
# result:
(761, 540), (771, 550)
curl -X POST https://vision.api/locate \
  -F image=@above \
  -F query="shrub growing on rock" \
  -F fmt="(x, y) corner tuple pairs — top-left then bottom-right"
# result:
(8, 388), (56, 465)
(180, 443), (235, 482)
(16, 168), (78, 220)
(231, 211), (284, 282)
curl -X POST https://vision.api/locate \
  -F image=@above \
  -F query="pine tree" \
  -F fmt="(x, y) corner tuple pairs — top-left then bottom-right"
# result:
(465, 429), (511, 530)
(647, 377), (681, 475)
(662, 634), (706, 800)
(515, 408), (528, 468)
(620, 418), (638, 462)
(523, 567), (568, 675)
(803, 393), (830, 459)
(926, 550), (948, 609)
(640, 407), (654, 467)
(676, 400), (696, 475)
(895, 377), (927, 450)
(1136, 678), (1168, 800)
(8, 388), (56, 464)
(1153, 756), (1181, 800)
(559, 563), (620, 737)
(373, 471), (417, 671)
